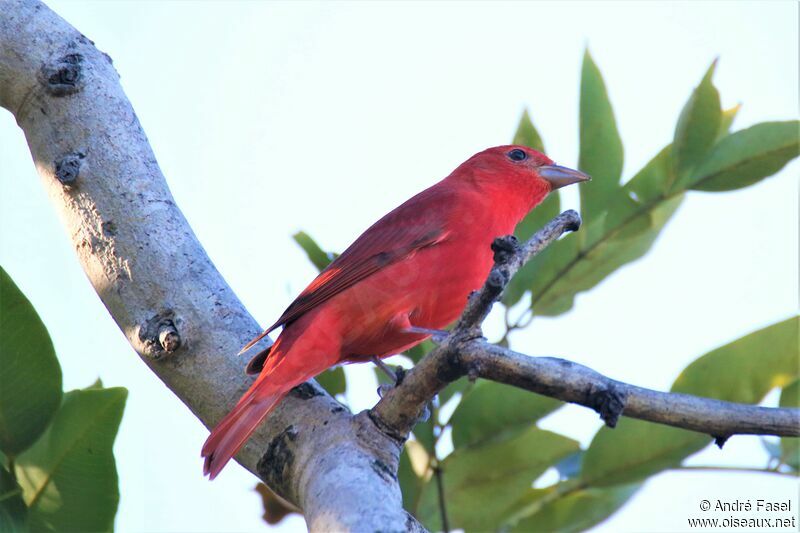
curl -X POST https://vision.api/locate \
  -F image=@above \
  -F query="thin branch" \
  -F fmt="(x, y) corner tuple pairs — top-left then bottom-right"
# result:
(499, 305), (532, 347)
(433, 463), (450, 533)
(672, 465), (798, 478)
(371, 210), (800, 443)
(460, 342), (800, 437)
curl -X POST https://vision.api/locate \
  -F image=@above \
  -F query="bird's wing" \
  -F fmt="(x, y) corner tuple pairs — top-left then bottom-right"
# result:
(239, 185), (455, 354)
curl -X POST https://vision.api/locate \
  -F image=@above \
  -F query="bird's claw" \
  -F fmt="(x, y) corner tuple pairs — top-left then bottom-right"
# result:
(377, 383), (393, 398)
(418, 404), (431, 423)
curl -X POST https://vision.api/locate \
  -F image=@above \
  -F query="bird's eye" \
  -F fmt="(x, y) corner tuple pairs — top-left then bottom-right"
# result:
(507, 149), (528, 162)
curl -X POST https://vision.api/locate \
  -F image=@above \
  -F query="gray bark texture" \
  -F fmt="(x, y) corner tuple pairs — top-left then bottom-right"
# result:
(0, 1), (415, 530)
(1, 1), (797, 531)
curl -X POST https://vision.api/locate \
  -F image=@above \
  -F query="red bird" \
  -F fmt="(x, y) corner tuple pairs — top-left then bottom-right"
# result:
(202, 145), (589, 478)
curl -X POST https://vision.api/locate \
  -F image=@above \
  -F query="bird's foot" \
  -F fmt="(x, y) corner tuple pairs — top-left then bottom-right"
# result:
(372, 357), (407, 398)
(404, 326), (450, 344)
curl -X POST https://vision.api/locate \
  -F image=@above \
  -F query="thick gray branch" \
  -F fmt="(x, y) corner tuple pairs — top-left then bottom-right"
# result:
(372, 213), (800, 442)
(0, 2), (414, 530)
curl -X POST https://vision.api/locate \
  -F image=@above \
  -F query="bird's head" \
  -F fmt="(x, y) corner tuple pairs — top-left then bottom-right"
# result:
(460, 145), (591, 194)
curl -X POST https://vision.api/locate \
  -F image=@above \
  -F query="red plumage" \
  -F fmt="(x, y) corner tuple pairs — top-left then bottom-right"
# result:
(202, 145), (589, 478)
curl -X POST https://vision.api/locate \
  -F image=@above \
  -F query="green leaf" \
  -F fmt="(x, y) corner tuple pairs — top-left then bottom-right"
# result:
(504, 286), (532, 325)
(582, 318), (799, 487)
(398, 444), (426, 514)
(621, 145), (673, 206)
(717, 103), (742, 140)
(417, 427), (579, 531)
(505, 194), (562, 307)
(600, 146), (675, 245)
(510, 483), (640, 533)
(671, 60), (721, 188)
(513, 109), (545, 153)
(0, 266), (63, 457)
(450, 380), (562, 449)
(315, 367), (346, 396)
(690, 121), (800, 192)
(578, 49), (624, 223)
(292, 231), (333, 271)
(0, 465), (27, 533)
(503, 64), (797, 320)
(582, 420), (708, 487)
(554, 451), (583, 480)
(438, 378), (468, 406)
(779, 379), (799, 470)
(672, 317), (799, 400)
(511, 123), (797, 317)
(530, 194), (683, 316)
(373, 366), (394, 387)
(15, 386), (127, 532)
(412, 418), (436, 457)
(516, 145), (681, 318)
(404, 339), (435, 365)
(511, 232), (580, 316)
(513, 158), (561, 257)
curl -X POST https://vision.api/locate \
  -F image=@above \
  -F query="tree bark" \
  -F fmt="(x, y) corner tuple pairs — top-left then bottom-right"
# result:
(0, 1), (416, 530)
(1, 2), (797, 532)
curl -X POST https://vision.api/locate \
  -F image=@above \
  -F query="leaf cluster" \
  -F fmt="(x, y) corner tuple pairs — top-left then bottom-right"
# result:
(0, 267), (127, 532)
(504, 54), (798, 317)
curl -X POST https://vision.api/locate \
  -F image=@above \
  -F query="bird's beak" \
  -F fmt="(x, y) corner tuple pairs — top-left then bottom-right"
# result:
(539, 165), (591, 190)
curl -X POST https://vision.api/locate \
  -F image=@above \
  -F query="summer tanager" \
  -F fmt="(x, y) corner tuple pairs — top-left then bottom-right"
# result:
(202, 145), (589, 478)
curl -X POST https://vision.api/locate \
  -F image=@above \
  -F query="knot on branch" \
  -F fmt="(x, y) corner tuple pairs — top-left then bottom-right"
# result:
(491, 235), (520, 264)
(394, 366), (407, 385)
(561, 209), (582, 232)
(54, 152), (85, 186)
(257, 425), (298, 498)
(713, 434), (730, 449)
(158, 323), (181, 353)
(487, 269), (510, 293)
(467, 360), (481, 382)
(40, 53), (84, 96)
(138, 310), (182, 359)
(101, 220), (117, 236)
(435, 345), (467, 383)
(289, 382), (324, 400)
(587, 382), (626, 427)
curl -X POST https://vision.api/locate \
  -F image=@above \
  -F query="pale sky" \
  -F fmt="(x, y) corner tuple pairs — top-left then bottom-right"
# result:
(0, 2), (797, 532)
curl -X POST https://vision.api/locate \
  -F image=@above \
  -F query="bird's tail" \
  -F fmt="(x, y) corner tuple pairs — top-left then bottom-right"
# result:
(201, 388), (281, 479)
(201, 340), (320, 479)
